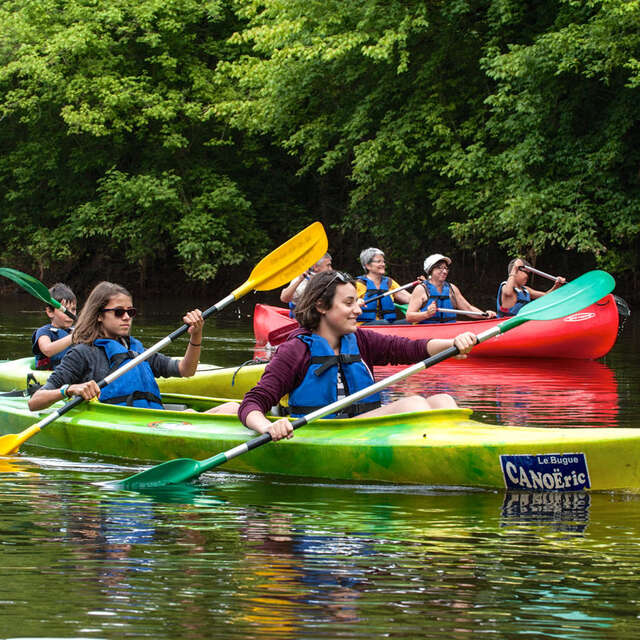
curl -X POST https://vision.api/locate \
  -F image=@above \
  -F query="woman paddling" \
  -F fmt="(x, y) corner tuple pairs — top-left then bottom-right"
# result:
(356, 248), (421, 324)
(406, 254), (496, 324)
(238, 270), (477, 441)
(28, 281), (238, 414)
(497, 258), (566, 317)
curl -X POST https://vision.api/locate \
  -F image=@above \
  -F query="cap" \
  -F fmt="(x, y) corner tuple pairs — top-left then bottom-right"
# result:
(423, 253), (451, 275)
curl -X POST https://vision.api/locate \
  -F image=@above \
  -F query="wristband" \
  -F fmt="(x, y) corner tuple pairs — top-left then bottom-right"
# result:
(60, 384), (70, 398)
(189, 341), (202, 347)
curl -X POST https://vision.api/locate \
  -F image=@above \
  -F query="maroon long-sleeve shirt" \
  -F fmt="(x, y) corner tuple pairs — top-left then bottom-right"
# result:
(238, 328), (429, 425)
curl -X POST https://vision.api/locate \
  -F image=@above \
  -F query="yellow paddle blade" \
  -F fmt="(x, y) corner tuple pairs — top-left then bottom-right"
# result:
(0, 425), (41, 456)
(231, 222), (328, 299)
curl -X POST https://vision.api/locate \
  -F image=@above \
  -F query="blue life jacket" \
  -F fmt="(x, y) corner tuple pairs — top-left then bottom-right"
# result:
(94, 337), (164, 409)
(419, 282), (456, 323)
(31, 324), (72, 370)
(357, 276), (397, 323)
(288, 333), (381, 418)
(497, 282), (531, 317)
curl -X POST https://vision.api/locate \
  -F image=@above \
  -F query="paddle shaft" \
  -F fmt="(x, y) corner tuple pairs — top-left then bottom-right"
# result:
(393, 305), (488, 318)
(363, 280), (420, 305)
(520, 265), (560, 282)
(435, 308), (488, 318)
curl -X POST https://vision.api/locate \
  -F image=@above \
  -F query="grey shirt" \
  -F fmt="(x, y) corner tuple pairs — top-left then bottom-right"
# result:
(42, 341), (181, 390)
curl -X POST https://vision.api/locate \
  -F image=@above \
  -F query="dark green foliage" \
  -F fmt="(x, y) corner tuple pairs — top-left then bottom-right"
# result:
(1, 0), (639, 291)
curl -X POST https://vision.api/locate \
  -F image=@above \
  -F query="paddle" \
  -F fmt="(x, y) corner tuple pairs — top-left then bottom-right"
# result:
(361, 280), (420, 306)
(0, 268), (77, 320)
(394, 303), (488, 318)
(519, 264), (630, 320)
(109, 269), (615, 490)
(0, 222), (328, 456)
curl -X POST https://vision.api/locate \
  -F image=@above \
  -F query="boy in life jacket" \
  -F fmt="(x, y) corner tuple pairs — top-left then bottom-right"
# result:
(239, 270), (477, 441)
(31, 282), (77, 370)
(28, 281), (238, 415)
(497, 258), (566, 317)
(280, 253), (333, 318)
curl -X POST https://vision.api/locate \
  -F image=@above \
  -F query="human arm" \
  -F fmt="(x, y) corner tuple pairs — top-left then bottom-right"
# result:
(238, 336), (309, 439)
(500, 259), (524, 309)
(527, 276), (567, 300)
(450, 284), (496, 319)
(35, 331), (74, 358)
(388, 280), (412, 305)
(404, 285), (435, 324)
(177, 309), (204, 377)
(357, 329), (476, 368)
(28, 345), (101, 411)
(280, 274), (309, 304)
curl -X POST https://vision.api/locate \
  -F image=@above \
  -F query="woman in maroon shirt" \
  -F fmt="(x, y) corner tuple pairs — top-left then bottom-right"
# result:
(240, 271), (476, 441)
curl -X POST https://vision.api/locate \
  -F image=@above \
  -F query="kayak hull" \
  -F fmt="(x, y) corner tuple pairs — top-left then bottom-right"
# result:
(0, 357), (265, 399)
(1, 394), (639, 491)
(254, 295), (620, 359)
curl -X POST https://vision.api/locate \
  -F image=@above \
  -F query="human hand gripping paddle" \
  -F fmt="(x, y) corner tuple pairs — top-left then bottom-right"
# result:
(109, 269), (615, 490)
(0, 222), (328, 456)
(394, 303), (489, 318)
(0, 267), (77, 320)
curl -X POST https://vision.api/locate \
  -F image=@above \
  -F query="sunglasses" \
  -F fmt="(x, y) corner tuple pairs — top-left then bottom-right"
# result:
(318, 271), (353, 297)
(101, 307), (137, 318)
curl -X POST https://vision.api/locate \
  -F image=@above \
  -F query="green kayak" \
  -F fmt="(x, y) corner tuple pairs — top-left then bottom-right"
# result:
(1, 393), (639, 491)
(0, 356), (265, 399)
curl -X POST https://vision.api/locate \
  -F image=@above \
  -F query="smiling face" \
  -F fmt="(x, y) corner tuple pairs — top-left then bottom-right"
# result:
(318, 282), (361, 339)
(429, 261), (450, 284)
(366, 253), (386, 278)
(98, 293), (134, 340)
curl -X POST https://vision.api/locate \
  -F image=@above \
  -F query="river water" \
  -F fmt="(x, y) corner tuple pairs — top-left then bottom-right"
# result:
(1, 293), (639, 639)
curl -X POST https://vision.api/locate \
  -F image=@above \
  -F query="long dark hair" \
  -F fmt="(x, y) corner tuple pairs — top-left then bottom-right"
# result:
(295, 271), (355, 330)
(72, 281), (132, 345)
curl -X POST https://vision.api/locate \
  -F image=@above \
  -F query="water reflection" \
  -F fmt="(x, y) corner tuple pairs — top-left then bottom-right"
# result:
(2, 463), (640, 639)
(377, 357), (619, 427)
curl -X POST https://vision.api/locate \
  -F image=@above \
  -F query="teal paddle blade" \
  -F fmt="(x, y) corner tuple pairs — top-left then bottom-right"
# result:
(0, 267), (56, 306)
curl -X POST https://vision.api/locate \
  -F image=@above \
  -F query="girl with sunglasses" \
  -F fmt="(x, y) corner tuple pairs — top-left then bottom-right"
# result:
(239, 270), (477, 441)
(28, 281), (237, 414)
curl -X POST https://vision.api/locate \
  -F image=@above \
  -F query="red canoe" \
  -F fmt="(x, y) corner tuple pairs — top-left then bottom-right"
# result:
(253, 295), (620, 359)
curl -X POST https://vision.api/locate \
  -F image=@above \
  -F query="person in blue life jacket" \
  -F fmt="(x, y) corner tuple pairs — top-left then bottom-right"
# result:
(405, 254), (497, 324)
(497, 258), (566, 317)
(280, 253), (333, 318)
(28, 281), (239, 415)
(355, 248), (423, 325)
(32, 282), (77, 370)
(239, 270), (477, 441)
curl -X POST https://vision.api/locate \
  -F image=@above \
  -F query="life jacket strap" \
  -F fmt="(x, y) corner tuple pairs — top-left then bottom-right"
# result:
(310, 353), (362, 376)
(101, 390), (164, 408)
(107, 350), (139, 374)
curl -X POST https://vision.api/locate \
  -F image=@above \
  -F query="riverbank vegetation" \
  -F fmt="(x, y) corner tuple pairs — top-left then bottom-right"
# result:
(1, 0), (639, 295)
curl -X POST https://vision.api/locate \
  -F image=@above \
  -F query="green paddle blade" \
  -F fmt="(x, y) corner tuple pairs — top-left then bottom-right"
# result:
(115, 458), (204, 490)
(0, 267), (54, 306)
(498, 270), (614, 332)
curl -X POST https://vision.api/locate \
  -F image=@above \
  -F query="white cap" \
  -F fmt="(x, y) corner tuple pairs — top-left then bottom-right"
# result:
(423, 253), (451, 275)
